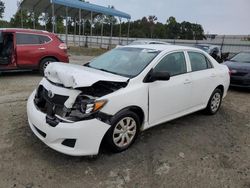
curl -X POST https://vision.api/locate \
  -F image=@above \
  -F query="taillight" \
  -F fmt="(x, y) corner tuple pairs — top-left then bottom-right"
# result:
(59, 43), (67, 50)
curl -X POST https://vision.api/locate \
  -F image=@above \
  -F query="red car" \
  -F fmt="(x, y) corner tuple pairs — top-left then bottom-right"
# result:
(0, 28), (69, 74)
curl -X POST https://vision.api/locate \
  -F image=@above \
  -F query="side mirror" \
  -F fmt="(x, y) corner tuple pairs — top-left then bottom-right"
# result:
(144, 69), (170, 83)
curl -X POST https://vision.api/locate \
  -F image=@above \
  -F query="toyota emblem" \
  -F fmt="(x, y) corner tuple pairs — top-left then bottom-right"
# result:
(48, 90), (54, 98)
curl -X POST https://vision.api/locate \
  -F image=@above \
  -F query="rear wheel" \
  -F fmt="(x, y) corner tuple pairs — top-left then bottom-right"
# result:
(105, 111), (140, 153)
(205, 88), (223, 115)
(39, 58), (57, 75)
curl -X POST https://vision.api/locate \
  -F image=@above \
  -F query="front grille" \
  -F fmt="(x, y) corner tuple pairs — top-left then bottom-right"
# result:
(34, 85), (69, 117)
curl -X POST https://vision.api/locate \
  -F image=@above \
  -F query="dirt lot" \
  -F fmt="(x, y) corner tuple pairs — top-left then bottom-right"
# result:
(0, 55), (249, 188)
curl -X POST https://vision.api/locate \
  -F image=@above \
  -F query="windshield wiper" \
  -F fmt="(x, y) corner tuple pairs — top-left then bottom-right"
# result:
(98, 68), (120, 75)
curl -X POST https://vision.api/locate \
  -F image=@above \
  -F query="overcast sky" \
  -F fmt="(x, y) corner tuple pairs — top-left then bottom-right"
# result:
(2, 0), (250, 35)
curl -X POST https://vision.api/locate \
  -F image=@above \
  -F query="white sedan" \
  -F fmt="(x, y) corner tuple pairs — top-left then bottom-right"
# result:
(27, 45), (230, 156)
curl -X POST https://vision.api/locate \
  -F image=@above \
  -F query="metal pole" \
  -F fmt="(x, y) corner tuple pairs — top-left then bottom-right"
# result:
(90, 11), (93, 47)
(78, 9), (81, 46)
(74, 18), (76, 46)
(127, 19), (130, 44)
(109, 21), (113, 49)
(20, 8), (24, 28)
(100, 21), (103, 48)
(119, 17), (122, 45)
(33, 11), (35, 29)
(52, 3), (55, 33)
(82, 19), (85, 46)
(65, 6), (68, 46)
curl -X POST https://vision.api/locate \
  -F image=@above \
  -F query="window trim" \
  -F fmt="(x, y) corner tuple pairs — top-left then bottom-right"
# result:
(16, 32), (53, 46)
(187, 51), (214, 73)
(152, 51), (188, 78)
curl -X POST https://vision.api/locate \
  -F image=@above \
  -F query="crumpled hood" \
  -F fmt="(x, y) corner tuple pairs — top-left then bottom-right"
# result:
(44, 62), (129, 88)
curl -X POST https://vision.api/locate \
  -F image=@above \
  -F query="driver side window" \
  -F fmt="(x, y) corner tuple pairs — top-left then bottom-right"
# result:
(154, 52), (187, 76)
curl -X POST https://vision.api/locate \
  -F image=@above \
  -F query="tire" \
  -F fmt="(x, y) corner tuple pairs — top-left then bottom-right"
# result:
(105, 110), (140, 153)
(205, 88), (223, 115)
(39, 58), (57, 75)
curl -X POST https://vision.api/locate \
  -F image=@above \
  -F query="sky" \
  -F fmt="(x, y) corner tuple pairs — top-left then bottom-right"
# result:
(2, 0), (250, 35)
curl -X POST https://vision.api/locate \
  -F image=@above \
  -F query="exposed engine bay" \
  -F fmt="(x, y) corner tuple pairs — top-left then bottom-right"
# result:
(34, 79), (128, 125)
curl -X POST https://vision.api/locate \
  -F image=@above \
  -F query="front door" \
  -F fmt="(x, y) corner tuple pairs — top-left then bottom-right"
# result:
(148, 51), (192, 126)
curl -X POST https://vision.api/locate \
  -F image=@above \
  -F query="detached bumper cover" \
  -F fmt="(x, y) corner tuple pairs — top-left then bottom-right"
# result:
(27, 91), (110, 156)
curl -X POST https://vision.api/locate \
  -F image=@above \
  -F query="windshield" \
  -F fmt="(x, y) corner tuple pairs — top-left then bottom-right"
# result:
(87, 47), (160, 78)
(231, 52), (250, 63)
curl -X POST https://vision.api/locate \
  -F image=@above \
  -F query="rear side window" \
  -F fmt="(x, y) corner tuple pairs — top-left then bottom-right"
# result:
(39, 35), (51, 44)
(188, 52), (213, 72)
(16, 33), (51, 45)
(154, 52), (187, 76)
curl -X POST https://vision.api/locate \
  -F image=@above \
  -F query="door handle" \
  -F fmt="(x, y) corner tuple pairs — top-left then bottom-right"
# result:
(184, 79), (192, 84)
(38, 47), (45, 50)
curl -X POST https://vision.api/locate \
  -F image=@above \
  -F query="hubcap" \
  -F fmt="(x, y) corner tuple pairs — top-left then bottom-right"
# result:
(113, 117), (137, 148)
(211, 92), (221, 112)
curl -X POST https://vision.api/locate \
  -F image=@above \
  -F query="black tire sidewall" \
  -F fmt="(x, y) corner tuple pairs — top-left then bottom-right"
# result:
(105, 110), (140, 153)
(39, 58), (56, 75)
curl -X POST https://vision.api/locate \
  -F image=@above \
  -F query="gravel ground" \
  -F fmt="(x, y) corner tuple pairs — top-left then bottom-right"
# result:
(0, 55), (249, 188)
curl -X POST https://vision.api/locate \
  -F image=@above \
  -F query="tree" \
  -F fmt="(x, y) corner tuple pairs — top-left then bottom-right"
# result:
(0, 0), (5, 19)
(165, 16), (180, 39)
(148, 15), (157, 38)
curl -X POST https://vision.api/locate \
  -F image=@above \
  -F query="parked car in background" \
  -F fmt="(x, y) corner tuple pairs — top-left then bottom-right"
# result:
(129, 40), (170, 45)
(0, 28), (69, 74)
(223, 51), (250, 88)
(27, 44), (230, 156)
(194, 44), (222, 62)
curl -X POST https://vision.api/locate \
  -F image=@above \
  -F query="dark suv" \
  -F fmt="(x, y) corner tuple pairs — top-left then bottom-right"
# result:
(0, 28), (69, 74)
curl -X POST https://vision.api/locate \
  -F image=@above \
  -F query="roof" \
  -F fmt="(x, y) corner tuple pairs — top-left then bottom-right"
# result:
(19, 0), (131, 19)
(125, 44), (204, 52)
(0, 28), (50, 34)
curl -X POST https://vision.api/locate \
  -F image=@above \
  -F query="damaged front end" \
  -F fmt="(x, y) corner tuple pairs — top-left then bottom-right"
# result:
(34, 79), (128, 127)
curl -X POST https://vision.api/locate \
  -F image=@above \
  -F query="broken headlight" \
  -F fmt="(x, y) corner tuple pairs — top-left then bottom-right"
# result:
(68, 95), (107, 121)
(79, 100), (107, 114)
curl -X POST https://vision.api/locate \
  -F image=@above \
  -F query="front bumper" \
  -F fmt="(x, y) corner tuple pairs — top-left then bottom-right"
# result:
(27, 91), (110, 156)
(230, 76), (250, 88)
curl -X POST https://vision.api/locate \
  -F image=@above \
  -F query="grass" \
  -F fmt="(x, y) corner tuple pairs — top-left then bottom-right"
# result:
(68, 46), (108, 56)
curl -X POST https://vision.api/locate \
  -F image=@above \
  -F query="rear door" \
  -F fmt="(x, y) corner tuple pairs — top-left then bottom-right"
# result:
(187, 51), (218, 107)
(16, 33), (49, 68)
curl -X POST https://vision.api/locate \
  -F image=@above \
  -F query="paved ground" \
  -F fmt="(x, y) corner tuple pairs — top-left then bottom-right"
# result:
(0, 55), (249, 188)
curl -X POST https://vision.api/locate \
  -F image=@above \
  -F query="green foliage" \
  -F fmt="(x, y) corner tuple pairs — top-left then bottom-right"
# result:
(0, 20), (10, 27)
(0, 0), (4, 19)
(2, 9), (205, 40)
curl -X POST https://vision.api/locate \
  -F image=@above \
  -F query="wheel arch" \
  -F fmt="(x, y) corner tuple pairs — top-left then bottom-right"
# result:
(39, 56), (59, 67)
(112, 106), (145, 126)
(215, 85), (224, 96)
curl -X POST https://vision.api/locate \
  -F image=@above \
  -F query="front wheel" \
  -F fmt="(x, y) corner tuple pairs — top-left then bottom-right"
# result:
(205, 88), (223, 115)
(39, 58), (57, 75)
(105, 111), (140, 153)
